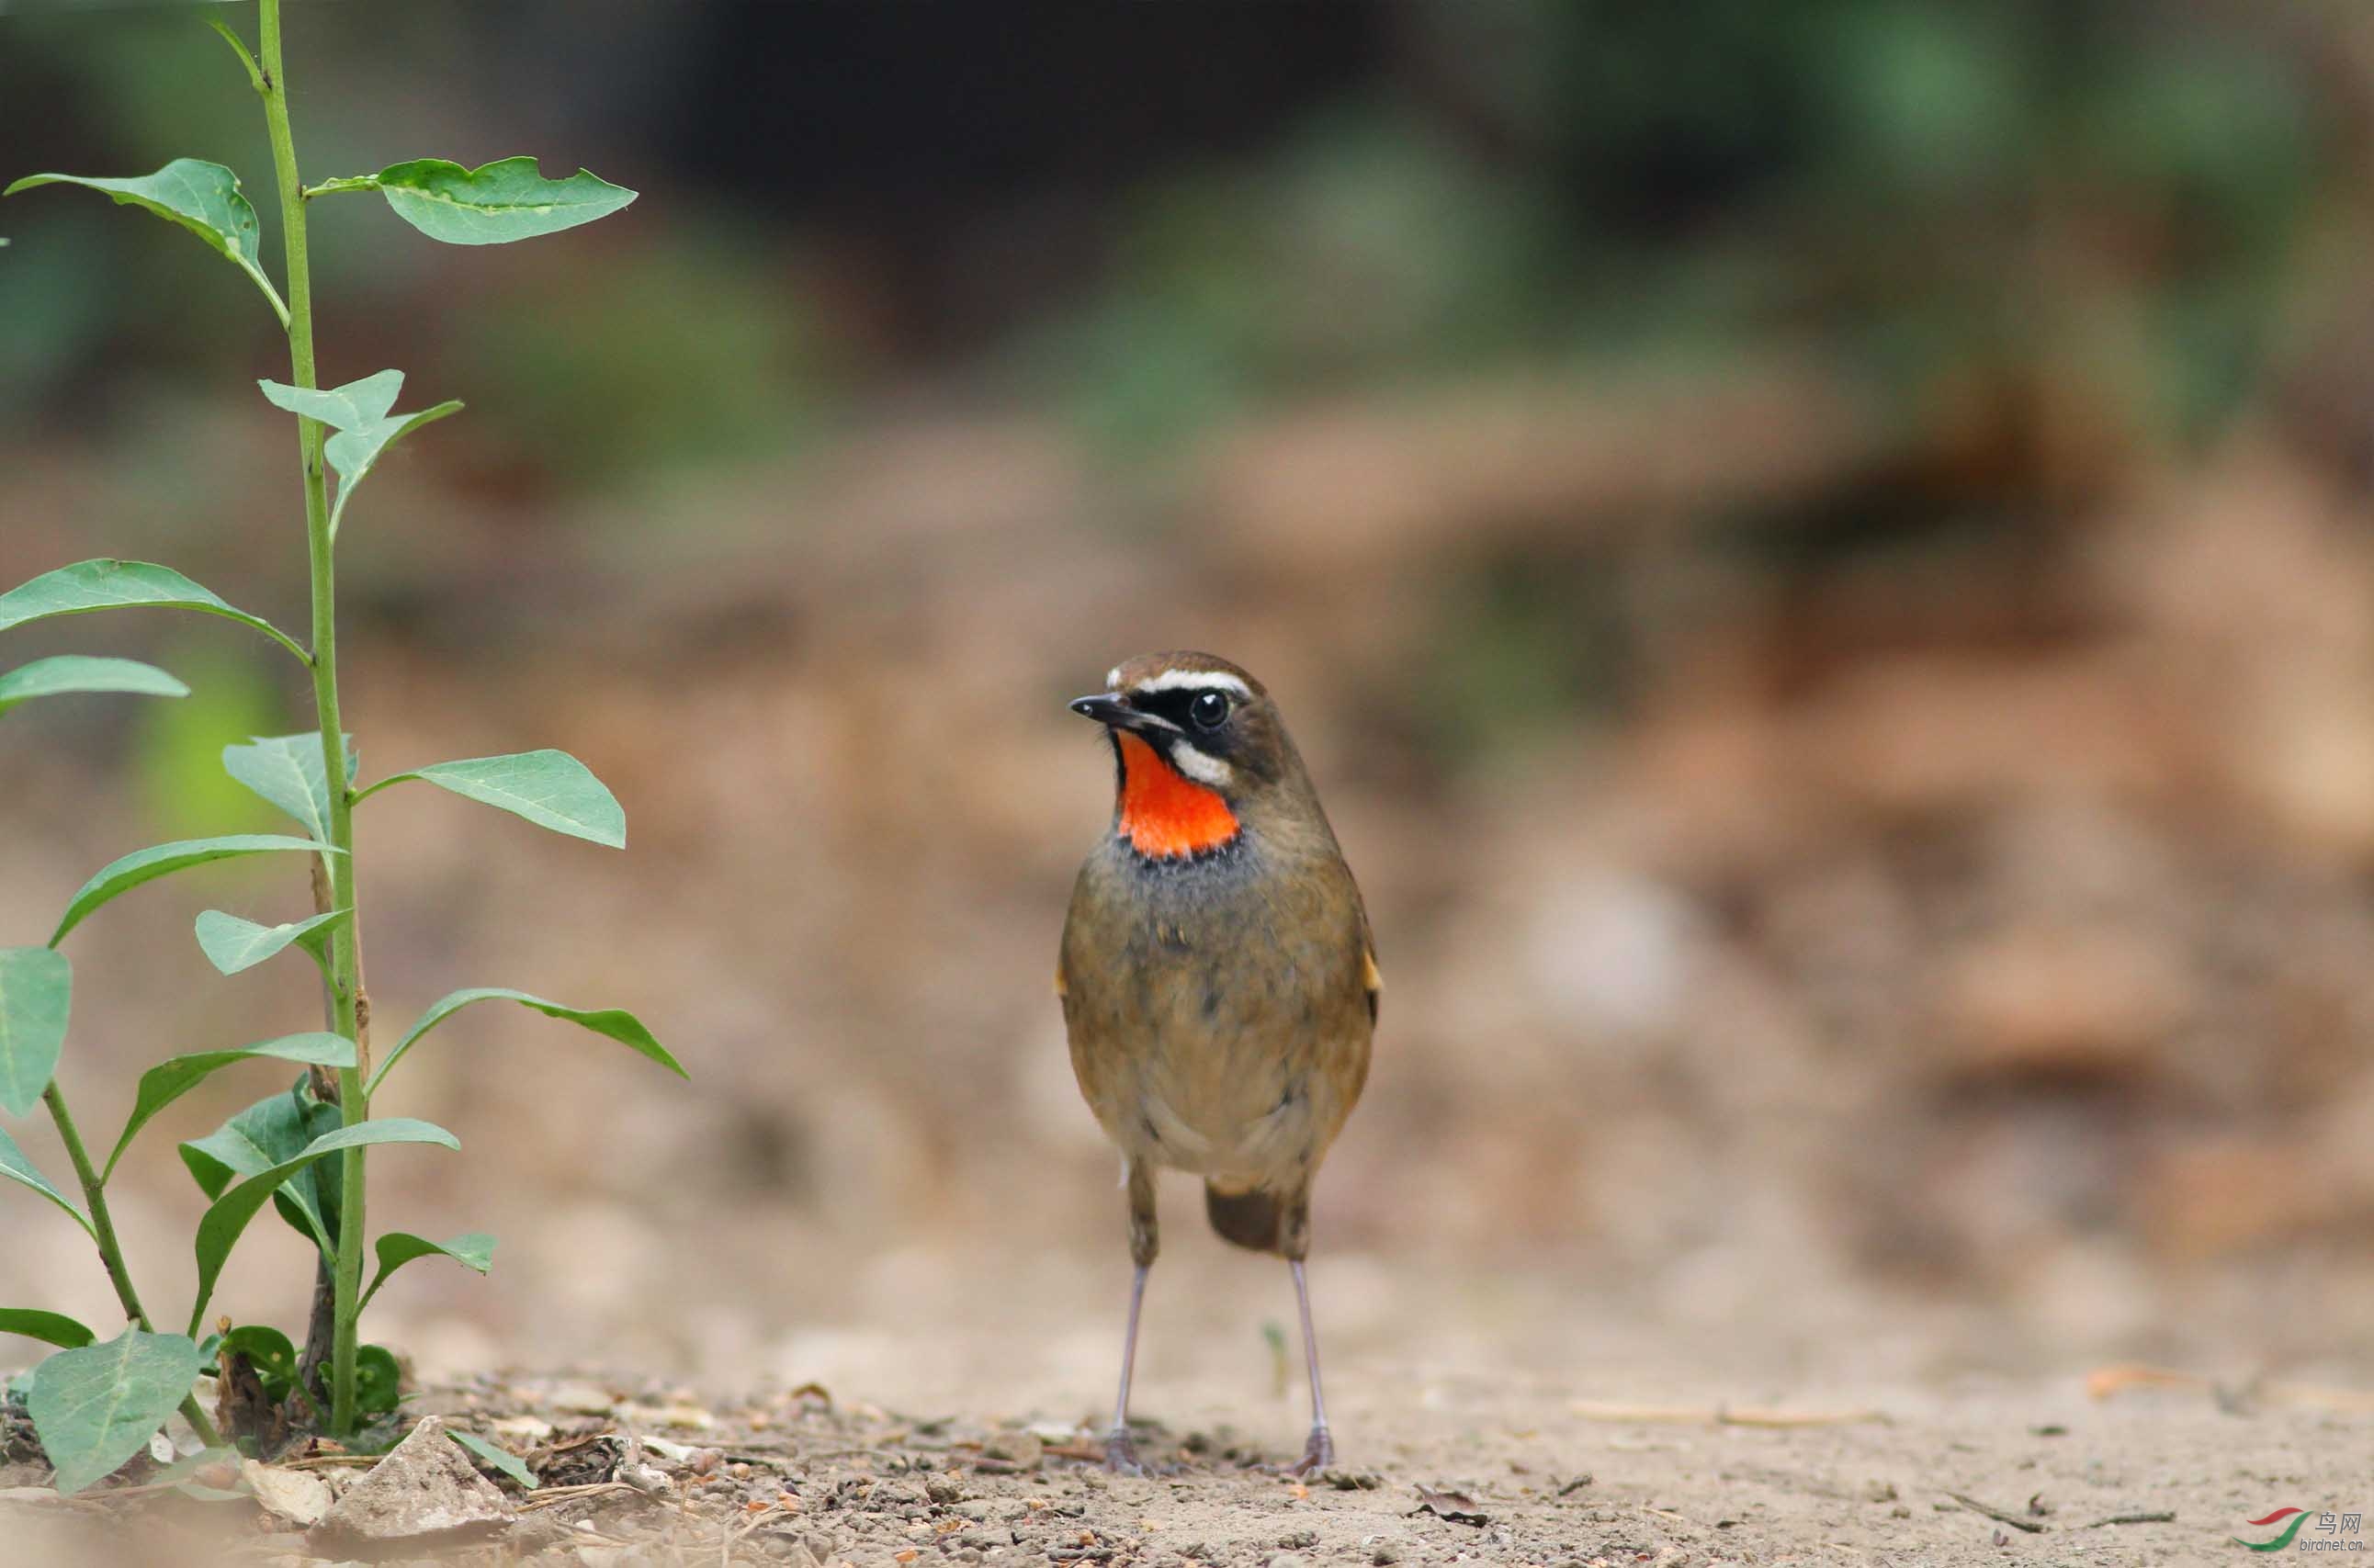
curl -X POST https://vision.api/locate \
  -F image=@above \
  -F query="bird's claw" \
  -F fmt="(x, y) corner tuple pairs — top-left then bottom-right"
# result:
(1103, 1431), (1147, 1475)
(1288, 1425), (1335, 1476)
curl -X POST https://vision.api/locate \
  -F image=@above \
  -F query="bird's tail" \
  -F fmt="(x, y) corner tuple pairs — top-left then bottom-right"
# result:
(1204, 1183), (1282, 1254)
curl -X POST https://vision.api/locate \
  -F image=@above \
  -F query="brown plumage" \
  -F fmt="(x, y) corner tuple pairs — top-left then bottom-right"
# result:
(1057, 650), (1376, 1473)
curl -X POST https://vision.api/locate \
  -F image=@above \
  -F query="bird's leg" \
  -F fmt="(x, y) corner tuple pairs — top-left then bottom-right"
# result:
(1289, 1256), (1334, 1473)
(1106, 1161), (1159, 1474)
(1105, 1260), (1150, 1473)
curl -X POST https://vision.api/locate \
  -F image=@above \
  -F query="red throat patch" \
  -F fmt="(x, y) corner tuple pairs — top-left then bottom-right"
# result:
(1114, 731), (1239, 858)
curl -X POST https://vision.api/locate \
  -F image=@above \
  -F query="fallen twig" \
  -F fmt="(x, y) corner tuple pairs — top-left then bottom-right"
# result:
(2086, 1364), (2374, 1415)
(2087, 1511), (2176, 1528)
(1946, 1493), (2046, 1534)
(517, 1481), (642, 1512)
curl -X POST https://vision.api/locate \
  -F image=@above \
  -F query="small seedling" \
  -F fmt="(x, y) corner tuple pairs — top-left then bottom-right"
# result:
(0, 0), (681, 1491)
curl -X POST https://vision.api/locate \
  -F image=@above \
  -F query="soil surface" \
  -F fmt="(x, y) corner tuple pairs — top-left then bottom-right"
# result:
(6, 1363), (2367, 1566)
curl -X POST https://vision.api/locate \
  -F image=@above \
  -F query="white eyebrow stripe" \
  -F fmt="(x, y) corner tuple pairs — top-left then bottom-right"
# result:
(1130, 669), (1251, 698)
(1165, 740), (1234, 787)
(1106, 666), (1125, 689)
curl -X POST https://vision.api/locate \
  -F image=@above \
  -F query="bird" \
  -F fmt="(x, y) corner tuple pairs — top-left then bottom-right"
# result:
(1057, 650), (1378, 1474)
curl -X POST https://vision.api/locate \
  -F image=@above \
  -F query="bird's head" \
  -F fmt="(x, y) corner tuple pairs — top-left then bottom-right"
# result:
(1069, 651), (1299, 860)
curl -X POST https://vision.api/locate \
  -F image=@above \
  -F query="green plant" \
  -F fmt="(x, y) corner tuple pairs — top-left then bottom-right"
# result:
(0, 1), (680, 1492)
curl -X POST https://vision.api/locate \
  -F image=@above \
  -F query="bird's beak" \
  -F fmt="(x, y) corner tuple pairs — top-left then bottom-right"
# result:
(1069, 692), (1161, 733)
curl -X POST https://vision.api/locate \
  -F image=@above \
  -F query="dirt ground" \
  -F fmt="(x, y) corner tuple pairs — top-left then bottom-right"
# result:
(8, 1320), (2368, 1568)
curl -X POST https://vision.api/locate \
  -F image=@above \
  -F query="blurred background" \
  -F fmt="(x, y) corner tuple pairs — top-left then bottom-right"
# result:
(5, 0), (2374, 1426)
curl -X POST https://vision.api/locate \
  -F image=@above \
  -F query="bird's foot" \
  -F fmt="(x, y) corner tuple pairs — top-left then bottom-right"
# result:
(1103, 1429), (1147, 1476)
(1288, 1424), (1335, 1476)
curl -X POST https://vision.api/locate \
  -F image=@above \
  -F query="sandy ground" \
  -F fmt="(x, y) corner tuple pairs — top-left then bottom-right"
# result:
(8, 1296), (2368, 1567)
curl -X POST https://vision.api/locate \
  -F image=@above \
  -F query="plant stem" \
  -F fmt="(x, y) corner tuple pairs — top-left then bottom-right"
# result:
(40, 1082), (223, 1449)
(256, 0), (369, 1438)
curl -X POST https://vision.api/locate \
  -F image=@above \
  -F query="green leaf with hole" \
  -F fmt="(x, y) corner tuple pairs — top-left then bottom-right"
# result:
(0, 1121), (91, 1238)
(370, 987), (681, 1094)
(362, 1231), (494, 1309)
(189, 1118), (458, 1332)
(220, 732), (356, 843)
(193, 908), (349, 977)
(361, 750), (624, 848)
(4, 160), (285, 323)
(256, 370), (403, 432)
(369, 156), (636, 244)
(0, 560), (307, 663)
(449, 1427), (535, 1488)
(0, 946), (71, 1117)
(0, 657), (187, 717)
(0, 1309), (94, 1353)
(181, 1088), (343, 1256)
(107, 1033), (354, 1183)
(27, 1327), (204, 1495)
(51, 835), (340, 948)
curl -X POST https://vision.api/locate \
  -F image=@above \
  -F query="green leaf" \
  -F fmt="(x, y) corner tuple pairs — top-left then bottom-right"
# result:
(0, 657), (187, 717)
(448, 1427), (534, 1489)
(361, 750), (624, 848)
(256, 370), (403, 432)
(0, 946), (71, 1117)
(4, 160), (287, 325)
(370, 987), (682, 1095)
(28, 1330), (203, 1495)
(355, 1345), (402, 1415)
(51, 835), (340, 948)
(220, 732), (356, 842)
(371, 155), (636, 244)
(189, 1119), (458, 1333)
(107, 1033), (355, 1183)
(362, 1231), (494, 1309)
(180, 1088), (341, 1256)
(192, 908), (349, 977)
(0, 1309), (94, 1352)
(0, 1122), (91, 1238)
(0, 560), (308, 664)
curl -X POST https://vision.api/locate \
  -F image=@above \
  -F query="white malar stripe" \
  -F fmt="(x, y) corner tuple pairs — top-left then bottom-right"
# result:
(1165, 739), (1234, 787)
(1130, 668), (1252, 698)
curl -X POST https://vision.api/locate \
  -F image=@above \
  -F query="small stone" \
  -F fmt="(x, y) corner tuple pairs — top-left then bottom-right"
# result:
(310, 1416), (512, 1556)
(492, 1414), (555, 1444)
(925, 1477), (961, 1505)
(1372, 1547), (1401, 1565)
(243, 1460), (333, 1527)
(980, 1431), (1043, 1470)
(619, 1461), (673, 1495)
(1271, 1555), (1308, 1568)
(544, 1382), (615, 1416)
(618, 1402), (716, 1430)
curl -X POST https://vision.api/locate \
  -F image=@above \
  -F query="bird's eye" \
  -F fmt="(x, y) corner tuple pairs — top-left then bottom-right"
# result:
(1189, 691), (1229, 730)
